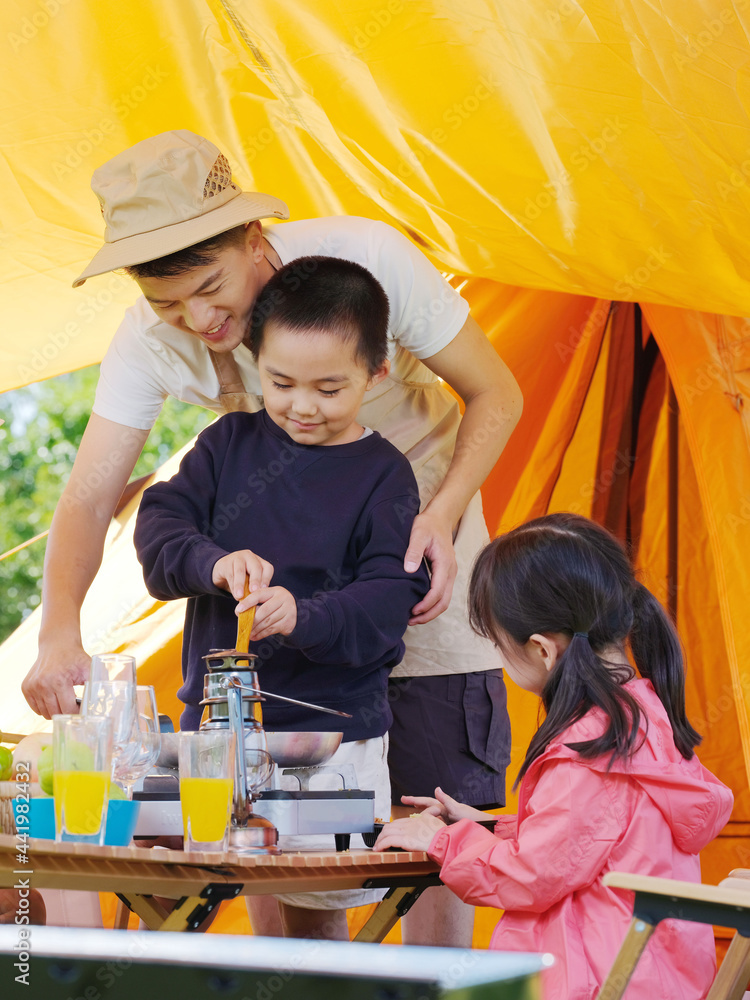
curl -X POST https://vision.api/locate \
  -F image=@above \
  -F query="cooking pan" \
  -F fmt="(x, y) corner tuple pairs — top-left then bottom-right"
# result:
(156, 730), (342, 769)
(264, 731), (342, 768)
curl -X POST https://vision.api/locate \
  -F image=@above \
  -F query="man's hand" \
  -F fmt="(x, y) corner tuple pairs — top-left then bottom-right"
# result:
(22, 640), (90, 719)
(403, 510), (457, 624)
(373, 812), (446, 853)
(212, 550), (274, 600)
(236, 586), (297, 640)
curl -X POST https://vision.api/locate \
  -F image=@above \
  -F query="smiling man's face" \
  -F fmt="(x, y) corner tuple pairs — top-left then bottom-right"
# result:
(135, 224), (274, 352)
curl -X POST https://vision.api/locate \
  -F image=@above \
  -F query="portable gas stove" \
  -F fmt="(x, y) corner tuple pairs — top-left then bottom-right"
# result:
(256, 761), (375, 851)
(134, 761), (376, 851)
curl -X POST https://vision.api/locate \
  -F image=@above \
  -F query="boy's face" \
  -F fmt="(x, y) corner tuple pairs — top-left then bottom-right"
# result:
(258, 323), (389, 446)
(135, 224), (271, 353)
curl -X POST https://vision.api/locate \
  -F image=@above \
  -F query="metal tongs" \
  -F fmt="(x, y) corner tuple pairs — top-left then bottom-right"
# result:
(218, 676), (352, 719)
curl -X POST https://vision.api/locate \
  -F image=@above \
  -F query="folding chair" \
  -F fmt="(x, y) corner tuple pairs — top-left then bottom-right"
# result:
(594, 872), (750, 1000)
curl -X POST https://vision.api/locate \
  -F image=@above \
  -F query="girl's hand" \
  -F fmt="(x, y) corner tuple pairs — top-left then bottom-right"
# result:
(212, 550), (274, 600)
(236, 586), (297, 639)
(401, 786), (492, 824)
(374, 813), (446, 853)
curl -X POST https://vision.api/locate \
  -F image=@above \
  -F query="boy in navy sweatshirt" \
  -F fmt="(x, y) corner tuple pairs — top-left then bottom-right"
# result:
(134, 256), (430, 938)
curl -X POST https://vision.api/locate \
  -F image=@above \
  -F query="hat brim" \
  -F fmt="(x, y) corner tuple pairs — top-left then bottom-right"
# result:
(72, 192), (290, 287)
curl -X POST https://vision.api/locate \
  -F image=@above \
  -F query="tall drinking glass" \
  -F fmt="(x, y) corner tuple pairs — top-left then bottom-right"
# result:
(115, 686), (161, 798)
(179, 731), (235, 852)
(53, 715), (113, 845)
(89, 654), (137, 686)
(81, 680), (138, 792)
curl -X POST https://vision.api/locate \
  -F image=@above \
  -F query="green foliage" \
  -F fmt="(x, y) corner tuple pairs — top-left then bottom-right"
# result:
(0, 365), (215, 644)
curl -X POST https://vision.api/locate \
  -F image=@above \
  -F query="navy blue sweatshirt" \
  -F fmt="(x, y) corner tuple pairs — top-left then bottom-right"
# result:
(134, 411), (430, 738)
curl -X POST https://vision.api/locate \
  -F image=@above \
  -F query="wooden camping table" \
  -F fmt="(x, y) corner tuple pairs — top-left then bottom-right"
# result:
(0, 834), (440, 941)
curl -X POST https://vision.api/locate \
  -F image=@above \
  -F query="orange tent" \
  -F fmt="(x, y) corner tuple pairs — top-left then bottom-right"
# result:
(2, 0), (750, 938)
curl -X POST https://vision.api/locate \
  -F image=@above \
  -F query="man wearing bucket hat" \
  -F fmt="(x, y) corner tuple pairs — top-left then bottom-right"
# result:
(22, 130), (522, 946)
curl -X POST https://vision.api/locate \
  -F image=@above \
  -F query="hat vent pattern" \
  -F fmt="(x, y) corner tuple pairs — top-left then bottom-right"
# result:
(204, 154), (235, 198)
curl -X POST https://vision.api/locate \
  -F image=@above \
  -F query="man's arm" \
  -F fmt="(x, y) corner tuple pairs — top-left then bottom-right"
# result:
(406, 315), (522, 623)
(22, 414), (150, 719)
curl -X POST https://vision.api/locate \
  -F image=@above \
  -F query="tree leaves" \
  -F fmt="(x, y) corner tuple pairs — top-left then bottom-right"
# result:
(0, 366), (214, 642)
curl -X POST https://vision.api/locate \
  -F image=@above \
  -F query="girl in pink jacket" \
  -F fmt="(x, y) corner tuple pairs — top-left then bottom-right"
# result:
(376, 513), (733, 1000)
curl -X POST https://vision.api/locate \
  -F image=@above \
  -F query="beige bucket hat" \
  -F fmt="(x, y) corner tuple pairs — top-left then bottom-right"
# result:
(73, 130), (290, 287)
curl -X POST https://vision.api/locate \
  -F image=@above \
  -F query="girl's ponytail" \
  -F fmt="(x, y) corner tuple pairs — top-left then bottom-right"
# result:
(517, 633), (641, 785)
(470, 512), (703, 781)
(630, 582), (701, 759)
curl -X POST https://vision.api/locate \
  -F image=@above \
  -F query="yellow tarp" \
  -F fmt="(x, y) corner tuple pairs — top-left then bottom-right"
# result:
(4, 1), (750, 391)
(3, 0), (750, 939)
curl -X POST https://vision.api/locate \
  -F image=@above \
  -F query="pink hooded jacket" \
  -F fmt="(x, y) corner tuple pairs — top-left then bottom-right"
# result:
(429, 679), (734, 1000)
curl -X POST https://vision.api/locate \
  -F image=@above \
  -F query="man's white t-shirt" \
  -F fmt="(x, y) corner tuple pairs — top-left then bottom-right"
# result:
(93, 215), (497, 676)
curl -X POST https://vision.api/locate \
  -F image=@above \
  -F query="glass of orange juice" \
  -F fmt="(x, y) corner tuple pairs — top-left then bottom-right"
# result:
(178, 731), (235, 852)
(52, 715), (113, 845)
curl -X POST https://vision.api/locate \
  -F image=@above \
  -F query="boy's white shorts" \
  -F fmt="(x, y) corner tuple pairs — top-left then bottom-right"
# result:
(268, 734), (391, 910)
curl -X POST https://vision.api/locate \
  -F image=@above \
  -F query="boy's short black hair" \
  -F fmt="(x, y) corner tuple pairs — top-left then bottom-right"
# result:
(249, 256), (389, 375)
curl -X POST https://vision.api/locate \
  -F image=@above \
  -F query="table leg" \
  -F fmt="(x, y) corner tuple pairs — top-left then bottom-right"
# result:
(113, 897), (131, 929)
(354, 885), (427, 944)
(157, 896), (208, 932)
(117, 894), (171, 931)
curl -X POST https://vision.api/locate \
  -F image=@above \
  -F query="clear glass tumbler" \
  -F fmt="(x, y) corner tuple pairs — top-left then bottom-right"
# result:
(53, 714), (113, 845)
(178, 730), (235, 852)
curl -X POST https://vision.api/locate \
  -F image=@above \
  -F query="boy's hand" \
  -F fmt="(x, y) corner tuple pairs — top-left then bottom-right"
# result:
(236, 586), (297, 639)
(212, 550), (274, 600)
(401, 786), (492, 824)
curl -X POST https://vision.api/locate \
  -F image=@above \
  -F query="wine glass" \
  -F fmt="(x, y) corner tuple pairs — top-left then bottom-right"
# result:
(89, 654), (137, 686)
(81, 680), (138, 791)
(114, 686), (162, 799)
(244, 749), (275, 803)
